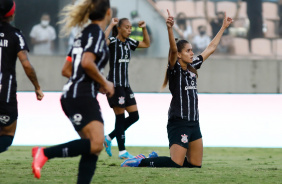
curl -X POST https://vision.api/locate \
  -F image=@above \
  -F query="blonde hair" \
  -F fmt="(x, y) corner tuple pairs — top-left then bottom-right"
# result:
(59, 0), (94, 36)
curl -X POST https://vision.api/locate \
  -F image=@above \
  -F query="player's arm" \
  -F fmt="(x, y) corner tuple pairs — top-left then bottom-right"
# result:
(166, 10), (178, 69)
(81, 52), (114, 97)
(201, 12), (233, 62)
(137, 21), (150, 48)
(17, 50), (44, 100)
(104, 18), (118, 45)
(62, 56), (72, 78)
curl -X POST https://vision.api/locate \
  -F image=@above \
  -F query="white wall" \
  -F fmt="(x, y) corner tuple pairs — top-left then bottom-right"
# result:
(13, 92), (282, 148)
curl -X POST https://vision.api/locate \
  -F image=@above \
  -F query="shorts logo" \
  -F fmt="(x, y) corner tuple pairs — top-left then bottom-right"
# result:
(118, 96), (125, 105)
(72, 114), (82, 126)
(181, 134), (188, 144)
(0, 115), (10, 124)
(130, 94), (134, 99)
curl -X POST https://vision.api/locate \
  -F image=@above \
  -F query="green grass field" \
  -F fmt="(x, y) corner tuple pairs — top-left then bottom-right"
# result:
(0, 146), (281, 184)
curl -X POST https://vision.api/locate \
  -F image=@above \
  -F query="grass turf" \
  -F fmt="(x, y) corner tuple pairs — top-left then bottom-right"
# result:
(0, 146), (281, 184)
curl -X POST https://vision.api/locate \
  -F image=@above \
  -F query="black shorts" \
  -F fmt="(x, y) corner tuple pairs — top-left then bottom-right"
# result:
(107, 86), (136, 108)
(0, 100), (18, 126)
(60, 97), (103, 131)
(167, 118), (202, 149)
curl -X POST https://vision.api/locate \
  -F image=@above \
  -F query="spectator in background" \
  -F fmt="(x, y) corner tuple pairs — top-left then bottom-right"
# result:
(192, 25), (211, 54)
(130, 10), (152, 43)
(279, 0), (282, 37)
(175, 12), (192, 40)
(204, 0), (241, 53)
(112, 7), (118, 18)
(29, 13), (56, 55)
(244, 0), (264, 40)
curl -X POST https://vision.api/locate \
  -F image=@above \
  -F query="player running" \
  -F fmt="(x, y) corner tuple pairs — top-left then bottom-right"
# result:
(0, 0), (44, 154)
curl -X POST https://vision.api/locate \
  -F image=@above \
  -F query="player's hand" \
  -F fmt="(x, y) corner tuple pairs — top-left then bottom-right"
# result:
(35, 89), (44, 101)
(100, 81), (114, 98)
(111, 18), (119, 26)
(222, 12), (233, 29)
(138, 21), (146, 28)
(166, 9), (174, 28)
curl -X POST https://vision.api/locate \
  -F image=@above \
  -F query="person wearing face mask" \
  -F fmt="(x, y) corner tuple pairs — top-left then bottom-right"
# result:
(192, 25), (211, 54)
(29, 13), (56, 55)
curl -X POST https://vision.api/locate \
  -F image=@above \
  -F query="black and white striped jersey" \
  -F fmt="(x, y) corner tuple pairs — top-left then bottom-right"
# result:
(62, 24), (109, 99)
(107, 37), (139, 87)
(0, 22), (29, 103)
(168, 55), (203, 122)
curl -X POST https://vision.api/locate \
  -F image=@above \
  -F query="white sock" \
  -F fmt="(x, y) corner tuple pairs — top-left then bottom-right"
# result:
(106, 135), (112, 141)
(119, 150), (127, 155)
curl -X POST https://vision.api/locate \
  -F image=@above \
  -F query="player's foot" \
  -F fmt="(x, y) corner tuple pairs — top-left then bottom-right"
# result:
(32, 147), (48, 179)
(148, 151), (158, 158)
(121, 158), (143, 167)
(104, 136), (112, 157)
(135, 154), (146, 159)
(119, 151), (134, 159)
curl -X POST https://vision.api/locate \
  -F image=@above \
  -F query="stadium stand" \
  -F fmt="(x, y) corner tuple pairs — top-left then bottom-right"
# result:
(191, 18), (212, 36)
(195, 0), (216, 18)
(272, 38), (282, 57)
(175, 1), (196, 18)
(216, 1), (237, 18)
(251, 38), (273, 56)
(262, 2), (280, 20)
(264, 19), (278, 38)
(155, 1), (175, 16)
(233, 37), (250, 55)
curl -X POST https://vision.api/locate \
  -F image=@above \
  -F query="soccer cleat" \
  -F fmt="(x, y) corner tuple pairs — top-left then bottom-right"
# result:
(148, 151), (158, 158)
(104, 136), (112, 157)
(32, 147), (48, 179)
(135, 154), (146, 159)
(119, 151), (134, 159)
(121, 158), (143, 167)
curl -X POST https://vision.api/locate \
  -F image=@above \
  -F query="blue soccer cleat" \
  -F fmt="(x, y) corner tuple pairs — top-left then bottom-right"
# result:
(104, 136), (112, 157)
(135, 154), (146, 159)
(119, 151), (134, 159)
(148, 151), (158, 158)
(121, 158), (143, 167)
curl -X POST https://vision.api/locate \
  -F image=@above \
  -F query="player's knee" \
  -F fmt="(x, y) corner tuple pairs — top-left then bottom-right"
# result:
(188, 160), (202, 168)
(89, 138), (104, 154)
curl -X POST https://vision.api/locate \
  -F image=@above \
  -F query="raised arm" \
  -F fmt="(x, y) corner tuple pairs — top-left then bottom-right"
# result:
(137, 21), (150, 48)
(166, 9), (178, 69)
(201, 12), (233, 61)
(81, 52), (114, 97)
(17, 50), (44, 100)
(104, 18), (118, 45)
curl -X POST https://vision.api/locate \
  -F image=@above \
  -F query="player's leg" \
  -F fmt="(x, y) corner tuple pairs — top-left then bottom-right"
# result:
(0, 101), (18, 153)
(0, 120), (17, 153)
(185, 138), (203, 167)
(76, 120), (104, 184)
(121, 144), (185, 167)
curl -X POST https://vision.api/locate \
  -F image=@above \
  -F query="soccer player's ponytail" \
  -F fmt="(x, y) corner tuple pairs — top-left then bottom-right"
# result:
(59, 0), (110, 36)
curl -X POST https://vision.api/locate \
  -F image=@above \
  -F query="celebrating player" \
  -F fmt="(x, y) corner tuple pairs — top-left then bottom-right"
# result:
(121, 10), (233, 168)
(0, 0), (44, 154)
(31, 0), (114, 183)
(103, 17), (150, 159)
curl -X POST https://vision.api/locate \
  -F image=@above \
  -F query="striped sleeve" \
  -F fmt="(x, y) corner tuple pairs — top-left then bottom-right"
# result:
(84, 29), (105, 57)
(127, 38), (139, 51)
(14, 31), (29, 53)
(191, 55), (203, 70)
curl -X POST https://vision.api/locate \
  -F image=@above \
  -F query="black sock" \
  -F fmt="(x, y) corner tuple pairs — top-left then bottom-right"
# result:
(139, 157), (181, 168)
(114, 114), (126, 151)
(44, 139), (90, 159)
(108, 111), (139, 139)
(0, 135), (14, 153)
(77, 154), (98, 184)
(183, 158), (202, 168)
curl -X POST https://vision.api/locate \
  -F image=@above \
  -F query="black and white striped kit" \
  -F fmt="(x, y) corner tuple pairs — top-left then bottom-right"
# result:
(0, 22), (29, 103)
(63, 24), (109, 99)
(107, 37), (139, 87)
(168, 55), (203, 122)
